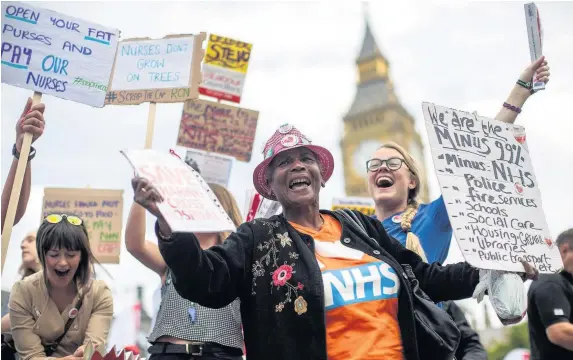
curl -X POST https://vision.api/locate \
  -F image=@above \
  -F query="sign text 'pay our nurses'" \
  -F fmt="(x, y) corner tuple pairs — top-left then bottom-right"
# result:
(105, 34), (205, 105)
(1, 1), (119, 107)
(422, 102), (562, 273)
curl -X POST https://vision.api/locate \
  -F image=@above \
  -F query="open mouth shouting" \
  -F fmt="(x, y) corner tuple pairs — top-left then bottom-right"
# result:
(376, 175), (395, 189)
(54, 269), (71, 277)
(289, 176), (311, 191)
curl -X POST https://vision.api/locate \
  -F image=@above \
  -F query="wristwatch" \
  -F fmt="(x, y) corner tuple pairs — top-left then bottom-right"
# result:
(12, 143), (36, 161)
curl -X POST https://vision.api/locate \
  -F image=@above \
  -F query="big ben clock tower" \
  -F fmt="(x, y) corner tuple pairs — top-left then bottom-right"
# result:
(341, 16), (428, 202)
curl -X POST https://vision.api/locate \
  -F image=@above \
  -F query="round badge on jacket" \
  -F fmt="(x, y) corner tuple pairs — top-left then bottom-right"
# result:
(392, 215), (402, 223)
(68, 308), (79, 319)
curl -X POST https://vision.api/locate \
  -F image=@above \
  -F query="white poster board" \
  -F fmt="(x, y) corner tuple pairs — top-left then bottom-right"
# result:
(524, 3), (545, 92)
(422, 102), (561, 273)
(183, 149), (233, 188)
(120, 149), (236, 233)
(111, 37), (194, 91)
(1, 1), (119, 107)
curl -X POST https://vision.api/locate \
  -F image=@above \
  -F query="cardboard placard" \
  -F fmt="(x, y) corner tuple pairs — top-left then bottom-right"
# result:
(524, 3), (545, 92)
(121, 149), (236, 233)
(1, 1), (119, 107)
(183, 149), (233, 187)
(199, 34), (252, 103)
(176, 99), (258, 162)
(422, 102), (561, 273)
(104, 33), (205, 105)
(331, 197), (375, 216)
(42, 188), (124, 264)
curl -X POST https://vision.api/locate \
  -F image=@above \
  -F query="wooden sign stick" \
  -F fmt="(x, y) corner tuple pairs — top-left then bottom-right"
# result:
(144, 102), (157, 149)
(1, 91), (42, 272)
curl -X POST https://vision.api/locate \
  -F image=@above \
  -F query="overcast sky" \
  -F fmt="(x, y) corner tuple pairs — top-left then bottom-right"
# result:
(2, 1), (572, 328)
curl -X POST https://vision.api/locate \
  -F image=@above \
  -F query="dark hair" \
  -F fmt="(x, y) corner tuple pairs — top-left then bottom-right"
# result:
(556, 228), (573, 248)
(36, 215), (98, 287)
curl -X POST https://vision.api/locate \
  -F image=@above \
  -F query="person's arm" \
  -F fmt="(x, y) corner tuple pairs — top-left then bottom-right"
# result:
(1, 98), (45, 229)
(494, 56), (550, 124)
(124, 202), (167, 276)
(531, 281), (573, 351)
(444, 301), (487, 360)
(156, 220), (254, 309)
(1, 313), (11, 333)
(361, 212), (480, 301)
(82, 282), (114, 349)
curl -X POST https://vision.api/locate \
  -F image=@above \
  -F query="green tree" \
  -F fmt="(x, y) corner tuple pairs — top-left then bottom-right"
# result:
(487, 322), (530, 360)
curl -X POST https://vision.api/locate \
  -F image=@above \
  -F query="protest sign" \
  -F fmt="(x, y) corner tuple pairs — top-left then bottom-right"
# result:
(121, 149), (236, 233)
(524, 3), (545, 92)
(244, 190), (281, 222)
(183, 149), (233, 187)
(199, 34), (252, 103)
(422, 102), (561, 273)
(176, 99), (259, 162)
(1, 1), (119, 107)
(331, 197), (375, 216)
(42, 188), (124, 264)
(105, 33), (206, 105)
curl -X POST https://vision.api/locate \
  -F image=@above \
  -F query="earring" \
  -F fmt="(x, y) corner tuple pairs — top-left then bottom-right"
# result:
(321, 182), (325, 188)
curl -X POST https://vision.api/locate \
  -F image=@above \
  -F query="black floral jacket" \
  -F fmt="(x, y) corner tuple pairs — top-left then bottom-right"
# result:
(157, 210), (480, 360)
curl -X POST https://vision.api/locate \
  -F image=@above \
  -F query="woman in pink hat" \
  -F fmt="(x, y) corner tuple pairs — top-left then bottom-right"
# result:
(131, 124), (537, 360)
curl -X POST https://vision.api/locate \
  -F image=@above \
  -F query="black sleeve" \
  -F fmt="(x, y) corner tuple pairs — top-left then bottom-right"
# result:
(357, 211), (480, 302)
(530, 281), (571, 329)
(444, 301), (487, 360)
(156, 221), (254, 308)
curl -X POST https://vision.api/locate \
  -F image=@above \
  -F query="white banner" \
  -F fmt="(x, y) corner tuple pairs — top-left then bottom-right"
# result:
(1, 1), (119, 107)
(422, 102), (561, 273)
(183, 149), (233, 188)
(121, 149), (236, 233)
(111, 37), (194, 91)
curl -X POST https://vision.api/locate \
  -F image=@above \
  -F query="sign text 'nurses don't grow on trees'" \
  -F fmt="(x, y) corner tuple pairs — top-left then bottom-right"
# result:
(422, 102), (562, 273)
(1, 1), (119, 107)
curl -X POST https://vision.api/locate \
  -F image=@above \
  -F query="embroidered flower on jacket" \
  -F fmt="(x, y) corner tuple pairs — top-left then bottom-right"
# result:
(252, 261), (265, 277)
(289, 252), (299, 259)
(275, 303), (284, 312)
(277, 232), (292, 247)
(294, 296), (308, 315)
(297, 282), (304, 290)
(272, 264), (293, 286)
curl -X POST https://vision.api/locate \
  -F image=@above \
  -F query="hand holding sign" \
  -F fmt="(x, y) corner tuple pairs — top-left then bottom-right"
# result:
(16, 97), (45, 152)
(132, 176), (164, 220)
(517, 56), (550, 96)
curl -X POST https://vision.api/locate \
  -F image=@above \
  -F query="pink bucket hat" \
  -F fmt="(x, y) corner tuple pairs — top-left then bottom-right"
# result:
(253, 124), (334, 200)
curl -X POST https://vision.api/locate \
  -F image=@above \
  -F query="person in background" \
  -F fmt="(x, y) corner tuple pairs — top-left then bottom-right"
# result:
(125, 181), (244, 360)
(1, 98), (46, 229)
(132, 124), (538, 360)
(527, 229), (573, 360)
(9, 214), (113, 360)
(365, 58), (550, 359)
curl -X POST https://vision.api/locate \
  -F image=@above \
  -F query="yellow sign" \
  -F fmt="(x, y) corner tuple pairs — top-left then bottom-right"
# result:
(331, 196), (375, 216)
(204, 34), (252, 74)
(331, 204), (375, 217)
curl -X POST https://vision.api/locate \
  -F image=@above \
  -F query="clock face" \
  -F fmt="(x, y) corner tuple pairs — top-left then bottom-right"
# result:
(352, 140), (382, 176)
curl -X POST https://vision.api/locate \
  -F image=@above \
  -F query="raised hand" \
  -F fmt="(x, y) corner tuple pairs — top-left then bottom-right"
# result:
(16, 97), (46, 152)
(131, 176), (164, 219)
(518, 56), (550, 90)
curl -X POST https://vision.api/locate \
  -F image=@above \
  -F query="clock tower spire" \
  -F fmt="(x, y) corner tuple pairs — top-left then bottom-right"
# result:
(340, 9), (429, 201)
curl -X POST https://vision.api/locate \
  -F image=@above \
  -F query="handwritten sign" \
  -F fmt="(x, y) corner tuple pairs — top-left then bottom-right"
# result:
(422, 102), (561, 273)
(524, 3), (545, 92)
(176, 99), (258, 162)
(183, 149), (233, 187)
(331, 197), (375, 216)
(121, 149), (236, 233)
(41, 188), (124, 264)
(1, 1), (119, 107)
(105, 33), (206, 105)
(199, 34), (252, 103)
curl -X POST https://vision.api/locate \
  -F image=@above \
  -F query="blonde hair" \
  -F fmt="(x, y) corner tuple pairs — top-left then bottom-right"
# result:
(377, 142), (428, 263)
(18, 230), (40, 279)
(208, 183), (243, 244)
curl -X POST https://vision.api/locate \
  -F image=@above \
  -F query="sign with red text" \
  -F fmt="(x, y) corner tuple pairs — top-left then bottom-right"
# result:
(121, 149), (236, 233)
(41, 188), (124, 264)
(422, 102), (561, 273)
(105, 33), (206, 105)
(176, 99), (259, 162)
(1, 1), (119, 107)
(524, 3), (545, 92)
(199, 34), (252, 103)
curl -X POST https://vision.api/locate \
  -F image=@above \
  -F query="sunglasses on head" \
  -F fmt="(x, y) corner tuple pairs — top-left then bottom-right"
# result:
(44, 214), (83, 226)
